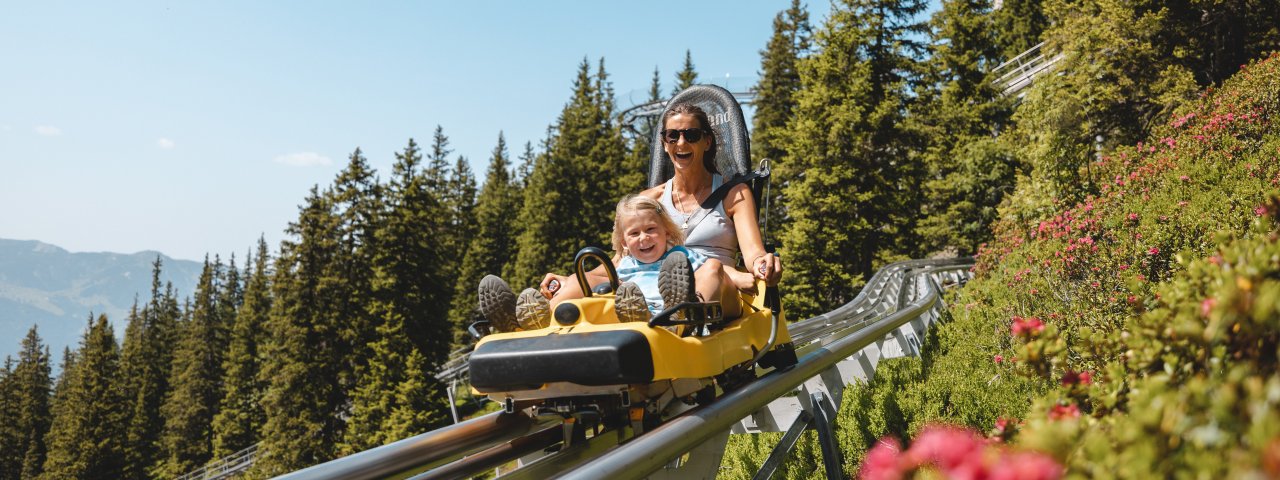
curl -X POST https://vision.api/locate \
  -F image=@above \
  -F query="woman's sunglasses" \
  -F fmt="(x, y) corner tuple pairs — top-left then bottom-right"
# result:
(661, 128), (708, 144)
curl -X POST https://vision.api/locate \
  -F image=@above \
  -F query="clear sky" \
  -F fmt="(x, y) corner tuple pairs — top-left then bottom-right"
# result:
(1, 1), (836, 262)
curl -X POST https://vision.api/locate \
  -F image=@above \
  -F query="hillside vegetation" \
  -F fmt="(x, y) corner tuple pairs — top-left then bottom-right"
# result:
(723, 52), (1280, 479)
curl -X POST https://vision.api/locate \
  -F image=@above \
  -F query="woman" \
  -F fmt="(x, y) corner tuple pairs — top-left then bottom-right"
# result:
(541, 105), (780, 296)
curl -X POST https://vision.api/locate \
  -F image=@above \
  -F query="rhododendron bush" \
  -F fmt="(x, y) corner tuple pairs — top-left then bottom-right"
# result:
(722, 54), (1280, 479)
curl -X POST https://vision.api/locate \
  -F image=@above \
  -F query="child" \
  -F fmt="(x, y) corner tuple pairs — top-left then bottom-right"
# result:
(611, 195), (741, 323)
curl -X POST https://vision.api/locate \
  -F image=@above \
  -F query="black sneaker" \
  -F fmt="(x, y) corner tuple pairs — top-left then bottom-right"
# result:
(516, 288), (551, 330)
(615, 281), (649, 323)
(478, 275), (518, 332)
(659, 251), (696, 319)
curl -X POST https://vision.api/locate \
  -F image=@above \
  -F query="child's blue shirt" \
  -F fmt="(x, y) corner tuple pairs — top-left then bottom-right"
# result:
(616, 245), (707, 315)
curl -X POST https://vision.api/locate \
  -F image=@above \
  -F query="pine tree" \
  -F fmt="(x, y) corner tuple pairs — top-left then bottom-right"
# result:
(254, 187), (347, 476)
(620, 68), (661, 196)
(211, 238), (272, 458)
(753, 0), (812, 246)
(0, 356), (18, 479)
(40, 314), (127, 479)
(157, 257), (229, 477)
(329, 149), (384, 394)
(449, 133), (521, 344)
(511, 58), (628, 286)
(777, 0), (929, 319)
(343, 138), (452, 451)
(514, 141), (537, 189)
(913, 0), (1019, 254)
(4, 327), (53, 480)
(120, 259), (181, 479)
(673, 50), (699, 94)
(992, 0), (1048, 61)
(444, 155), (478, 290)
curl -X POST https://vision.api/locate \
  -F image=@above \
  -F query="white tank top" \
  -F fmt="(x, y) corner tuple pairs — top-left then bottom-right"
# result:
(660, 174), (740, 265)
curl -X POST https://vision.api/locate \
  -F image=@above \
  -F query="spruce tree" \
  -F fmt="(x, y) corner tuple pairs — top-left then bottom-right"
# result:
(120, 259), (181, 480)
(514, 141), (537, 189)
(344, 138), (452, 451)
(5, 327), (52, 480)
(620, 67), (660, 197)
(449, 133), (520, 344)
(211, 238), (272, 458)
(157, 257), (228, 477)
(753, 0), (812, 246)
(329, 149), (384, 395)
(511, 58), (627, 286)
(777, 0), (929, 319)
(0, 356), (18, 479)
(992, 0), (1047, 61)
(254, 187), (347, 476)
(673, 50), (699, 94)
(913, 0), (1018, 254)
(40, 314), (127, 479)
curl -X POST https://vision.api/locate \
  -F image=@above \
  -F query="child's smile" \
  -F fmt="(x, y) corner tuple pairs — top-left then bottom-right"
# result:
(621, 210), (669, 264)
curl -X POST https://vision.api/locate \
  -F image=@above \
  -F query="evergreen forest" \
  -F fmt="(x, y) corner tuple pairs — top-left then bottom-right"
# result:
(2, 0), (1278, 478)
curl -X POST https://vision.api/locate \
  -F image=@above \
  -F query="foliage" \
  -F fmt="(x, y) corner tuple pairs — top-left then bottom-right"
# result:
(914, 0), (1018, 255)
(753, 0), (812, 247)
(39, 315), (127, 479)
(211, 238), (273, 458)
(673, 50), (698, 96)
(0, 326), (52, 480)
(777, 0), (930, 319)
(450, 133), (522, 345)
(794, 52), (1276, 477)
(157, 257), (233, 477)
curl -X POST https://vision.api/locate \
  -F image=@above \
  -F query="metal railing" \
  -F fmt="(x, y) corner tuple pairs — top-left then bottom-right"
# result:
(174, 443), (260, 480)
(991, 42), (1066, 97)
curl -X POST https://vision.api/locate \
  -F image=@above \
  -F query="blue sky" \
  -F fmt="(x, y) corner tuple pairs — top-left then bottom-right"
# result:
(1, 1), (834, 262)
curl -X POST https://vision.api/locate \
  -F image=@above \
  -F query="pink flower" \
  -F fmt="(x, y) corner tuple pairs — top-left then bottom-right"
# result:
(994, 355), (1004, 364)
(1148, 247), (1160, 255)
(1256, 205), (1270, 216)
(860, 437), (906, 480)
(1127, 213), (1140, 222)
(1179, 175), (1190, 182)
(1049, 403), (1081, 420)
(989, 451), (1065, 480)
(1011, 317), (1045, 338)
(905, 426), (986, 474)
(1061, 370), (1093, 386)
(1201, 298), (1216, 318)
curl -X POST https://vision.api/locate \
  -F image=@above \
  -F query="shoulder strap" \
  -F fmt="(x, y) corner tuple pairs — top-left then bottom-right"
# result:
(699, 167), (771, 210)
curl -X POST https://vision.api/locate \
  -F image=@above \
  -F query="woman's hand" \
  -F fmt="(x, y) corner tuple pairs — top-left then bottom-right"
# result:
(539, 273), (569, 299)
(753, 253), (783, 286)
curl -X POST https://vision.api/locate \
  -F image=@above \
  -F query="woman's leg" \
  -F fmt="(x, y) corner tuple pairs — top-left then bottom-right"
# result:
(695, 259), (742, 320)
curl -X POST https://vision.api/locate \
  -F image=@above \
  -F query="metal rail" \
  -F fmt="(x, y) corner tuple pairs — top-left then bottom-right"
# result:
(559, 262), (966, 479)
(273, 257), (972, 480)
(991, 42), (1067, 97)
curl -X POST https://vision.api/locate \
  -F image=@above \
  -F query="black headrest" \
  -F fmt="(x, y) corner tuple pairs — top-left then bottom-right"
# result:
(647, 85), (751, 188)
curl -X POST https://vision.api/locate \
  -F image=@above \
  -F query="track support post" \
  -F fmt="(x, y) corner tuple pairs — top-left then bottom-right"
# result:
(811, 391), (844, 479)
(751, 410), (813, 480)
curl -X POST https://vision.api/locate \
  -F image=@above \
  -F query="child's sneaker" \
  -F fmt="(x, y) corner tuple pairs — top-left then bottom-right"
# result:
(478, 275), (518, 332)
(516, 288), (551, 330)
(659, 251), (696, 318)
(615, 281), (649, 323)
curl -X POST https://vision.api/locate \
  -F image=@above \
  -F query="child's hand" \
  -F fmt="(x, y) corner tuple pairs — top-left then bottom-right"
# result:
(539, 273), (567, 298)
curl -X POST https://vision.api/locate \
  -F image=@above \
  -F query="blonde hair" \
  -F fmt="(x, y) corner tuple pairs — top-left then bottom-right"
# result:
(612, 194), (685, 255)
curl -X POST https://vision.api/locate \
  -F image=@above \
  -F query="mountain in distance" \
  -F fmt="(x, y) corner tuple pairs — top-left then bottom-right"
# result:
(0, 238), (203, 362)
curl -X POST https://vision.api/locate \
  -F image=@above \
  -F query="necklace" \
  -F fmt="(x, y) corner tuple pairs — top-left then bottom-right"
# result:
(674, 185), (705, 230)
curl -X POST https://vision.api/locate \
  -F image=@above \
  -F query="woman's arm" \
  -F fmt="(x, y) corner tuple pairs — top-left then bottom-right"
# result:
(724, 184), (782, 285)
